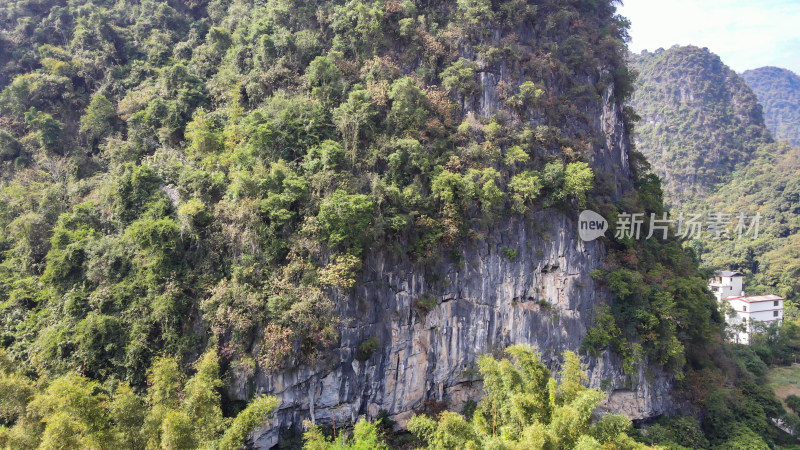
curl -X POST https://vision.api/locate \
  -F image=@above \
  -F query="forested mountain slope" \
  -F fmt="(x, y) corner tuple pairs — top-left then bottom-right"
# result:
(629, 46), (771, 206)
(624, 45), (800, 449)
(742, 66), (800, 147)
(628, 46), (800, 304)
(694, 142), (800, 301)
(0, 1), (772, 448)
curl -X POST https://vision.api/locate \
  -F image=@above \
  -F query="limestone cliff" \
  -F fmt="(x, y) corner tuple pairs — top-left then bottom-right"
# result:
(0, 0), (731, 447)
(244, 214), (675, 447)
(227, 36), (673, 446)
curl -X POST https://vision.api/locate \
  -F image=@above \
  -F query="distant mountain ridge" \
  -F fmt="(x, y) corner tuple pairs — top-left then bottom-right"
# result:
(629, 46), (800, 302)
(629, 46), (771, 206)
(742, 66), (800, 147)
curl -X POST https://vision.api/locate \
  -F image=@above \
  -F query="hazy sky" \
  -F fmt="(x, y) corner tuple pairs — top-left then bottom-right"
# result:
(618, 0), (800, 75)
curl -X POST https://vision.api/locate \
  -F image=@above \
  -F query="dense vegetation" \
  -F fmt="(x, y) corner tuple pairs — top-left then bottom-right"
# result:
(581, 168), (722, 378)
(0, 0), (664, 445)
(630, 46), (800, 308)
(0, 0), (632, 388)
(627, 45), (800, 448)
(0, 0), (795, 448)
(629, 46), (771, 206)
(742, 66), (800, 147)
(0, 347), (278, 449)
(688, 142), (800, 304)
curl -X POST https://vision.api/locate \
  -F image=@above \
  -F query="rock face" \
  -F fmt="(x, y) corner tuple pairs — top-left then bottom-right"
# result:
(244, 212), (674, 448)
(234, 65), (675, 447)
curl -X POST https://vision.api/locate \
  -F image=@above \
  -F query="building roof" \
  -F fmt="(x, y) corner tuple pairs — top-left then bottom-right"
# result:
(724, 294), (784, 303)
(715, 270), (743, 277)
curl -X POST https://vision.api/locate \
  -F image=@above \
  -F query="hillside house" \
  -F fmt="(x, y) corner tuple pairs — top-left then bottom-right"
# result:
(709, 271), (783, 344)
(709, 270), (744, 301)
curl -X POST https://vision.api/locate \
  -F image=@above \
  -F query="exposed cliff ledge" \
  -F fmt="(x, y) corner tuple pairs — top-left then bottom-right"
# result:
(240, 213), (673, 448)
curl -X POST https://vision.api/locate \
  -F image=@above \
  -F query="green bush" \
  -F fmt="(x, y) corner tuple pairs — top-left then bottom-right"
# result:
(415, 294), (438, 313)
(786, 394), (800, 415)
(0, 129), (23, 160)
(564, 162), (594, 207)
(455, 0), (495, 33)
(306, 56), (344, 105)
(509, 171), (542, 213)
(441, 58), (478, 97)
(332, 89), (376, 163)
(356, 337), (380, 362)
(25, 109), (62, 152)
(501, 247), (518, 260)
(388, 77), (428, 132)
(80, 94), (118, 146)
(318, 189), (374, 254)
(506, 81), (544, 111)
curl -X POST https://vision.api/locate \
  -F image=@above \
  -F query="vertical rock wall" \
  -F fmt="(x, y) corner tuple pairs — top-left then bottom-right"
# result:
(241, 17), (669, 450)
(247, 212), (674, 448)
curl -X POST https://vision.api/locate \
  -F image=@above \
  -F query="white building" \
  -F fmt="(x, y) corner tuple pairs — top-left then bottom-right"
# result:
(724, 294), (784, 344)
(708, 271), (784, 344)
(709, 270), (744, 301)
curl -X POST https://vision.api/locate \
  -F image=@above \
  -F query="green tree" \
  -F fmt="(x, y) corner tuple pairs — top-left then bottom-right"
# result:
(80, 93), (117, 147)
(542, 161), (566, 206)
(330, 0), (384, 57)
(24, 108), (62, 153)
(303, 418), (389, 449)
(441, 58), (478, 99)
(463, 168), (503, 215)
(143, 355), (184, 449)
(786, 394), (800, 415)
(332, 89), (375, 164)
(564, 162), (594, 207)
(455, 0), (495, 33)
(506, 81), (544, 112)
(388, 77), (428, 132)
(109, 383), (146, 449)
(0, 129), (23, 161)
(306, 56), (345, 106)
(0, 349), (34, 426)
(713, 425), (769, 450)
(218, 395), (280, 450)
(318, 189), (374, 254)
(182, 350), (224, 445)
(160, 410), (196, 450)
(25, 374), (114, 449)
(185, 109), (223, 156)
(508, 171), (542, 214)
(408, 346), (649, 449)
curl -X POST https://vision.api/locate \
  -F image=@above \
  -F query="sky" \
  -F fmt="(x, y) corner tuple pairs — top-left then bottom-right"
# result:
(617, 0), (800, 74)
